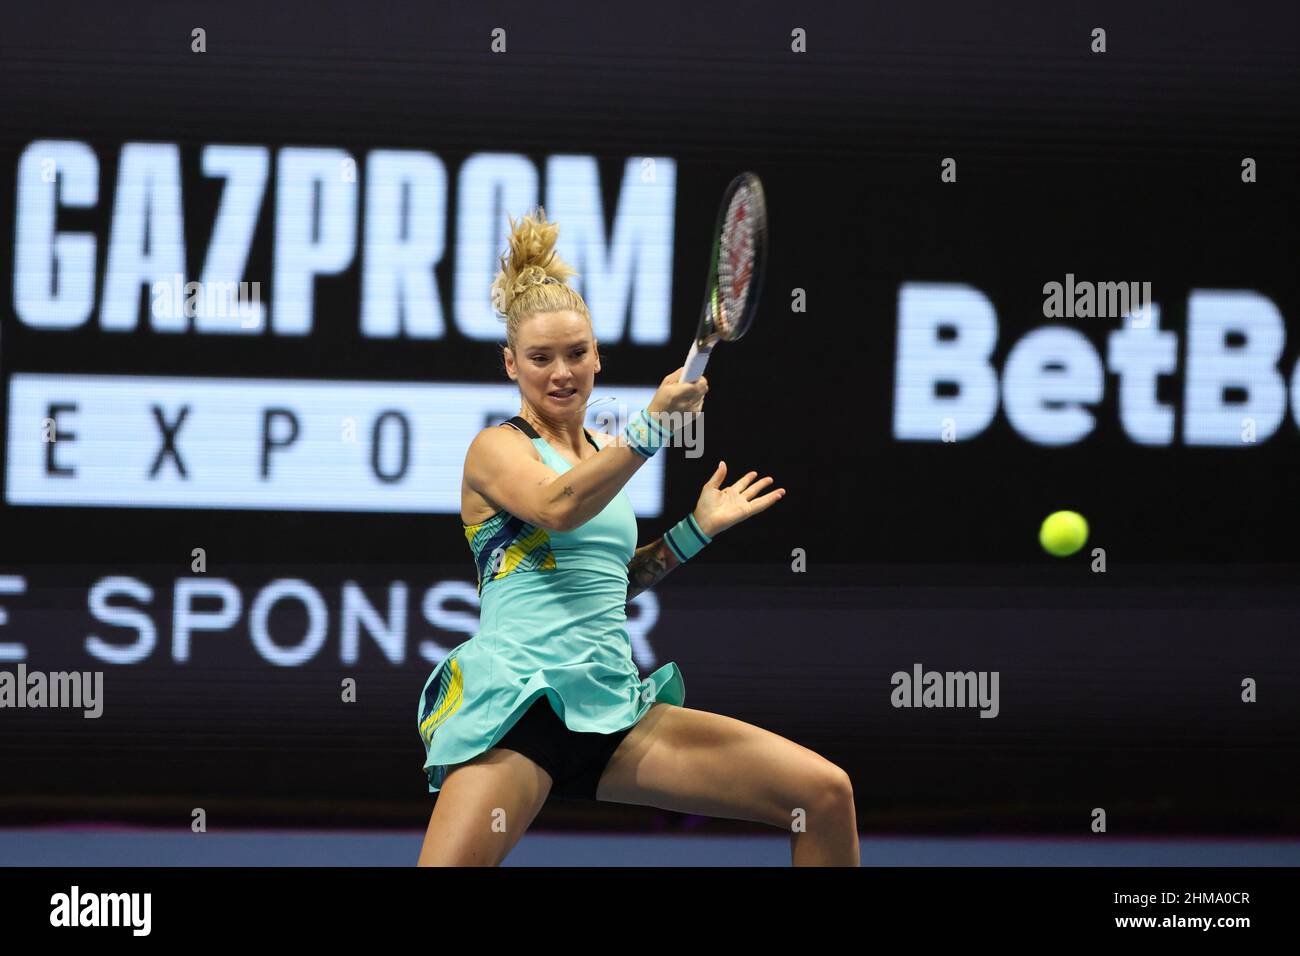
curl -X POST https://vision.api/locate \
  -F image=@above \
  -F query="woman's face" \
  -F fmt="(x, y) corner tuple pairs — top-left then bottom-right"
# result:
(506, 311), (600, 415)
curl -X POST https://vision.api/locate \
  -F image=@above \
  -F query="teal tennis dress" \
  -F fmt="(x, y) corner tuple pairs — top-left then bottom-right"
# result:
(417, 416), (686, 793)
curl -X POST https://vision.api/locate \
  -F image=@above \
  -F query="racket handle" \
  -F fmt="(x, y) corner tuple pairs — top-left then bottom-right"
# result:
(682, 339), (712, 382)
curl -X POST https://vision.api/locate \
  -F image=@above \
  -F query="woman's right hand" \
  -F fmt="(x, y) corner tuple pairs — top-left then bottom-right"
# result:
(648, 367), (708, 417)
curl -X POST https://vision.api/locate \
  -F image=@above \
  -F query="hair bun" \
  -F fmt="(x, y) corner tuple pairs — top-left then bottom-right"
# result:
(490, 207), (579, 319)
(514, 264), (555, 294)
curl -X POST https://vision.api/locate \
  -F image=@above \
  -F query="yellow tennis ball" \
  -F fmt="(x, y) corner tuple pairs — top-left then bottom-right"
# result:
(1039, 510), (1089, 557)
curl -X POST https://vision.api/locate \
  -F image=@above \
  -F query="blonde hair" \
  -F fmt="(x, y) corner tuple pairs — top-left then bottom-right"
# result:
(490, 207), (591, 353)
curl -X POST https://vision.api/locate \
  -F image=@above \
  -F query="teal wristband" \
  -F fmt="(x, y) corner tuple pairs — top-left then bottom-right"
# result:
(623, 407), (673, 459)
(664, 513), (711, 563)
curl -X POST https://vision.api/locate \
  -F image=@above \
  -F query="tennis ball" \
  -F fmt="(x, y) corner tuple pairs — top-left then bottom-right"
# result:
(1039, 510), (1089, 557)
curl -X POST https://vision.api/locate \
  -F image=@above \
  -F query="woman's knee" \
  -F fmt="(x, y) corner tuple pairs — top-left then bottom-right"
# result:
(416, 752), (551, 865)
(781, 760), (854, 826)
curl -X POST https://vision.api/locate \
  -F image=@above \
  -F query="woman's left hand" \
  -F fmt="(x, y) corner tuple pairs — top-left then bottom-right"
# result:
(691, 461), (786, 538)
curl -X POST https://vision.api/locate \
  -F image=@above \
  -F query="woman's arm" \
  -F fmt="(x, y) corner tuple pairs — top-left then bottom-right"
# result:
(625, 459), (788, 605)
(467, 377), (703, 533)
(466, 426), (647, 533)
(626, 536), (682, 605)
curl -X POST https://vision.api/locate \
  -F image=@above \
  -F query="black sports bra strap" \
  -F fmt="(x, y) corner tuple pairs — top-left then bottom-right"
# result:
(501, 415), (601, 451)
(502, 415), (540, 439)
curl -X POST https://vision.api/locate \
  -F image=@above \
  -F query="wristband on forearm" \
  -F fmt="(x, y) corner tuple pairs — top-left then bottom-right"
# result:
(623, 407), (674, 459)
(664, 513), (712, 563)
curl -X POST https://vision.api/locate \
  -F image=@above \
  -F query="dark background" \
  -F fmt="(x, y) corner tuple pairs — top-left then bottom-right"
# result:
(0, 0), (1296, 834)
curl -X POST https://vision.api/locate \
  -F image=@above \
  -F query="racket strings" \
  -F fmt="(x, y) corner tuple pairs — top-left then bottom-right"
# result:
(716, 189), (757, 337)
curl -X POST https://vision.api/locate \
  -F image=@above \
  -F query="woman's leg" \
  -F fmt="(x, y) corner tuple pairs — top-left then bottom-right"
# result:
(417, 748), (553, 866)
(595, 704), (859, 866)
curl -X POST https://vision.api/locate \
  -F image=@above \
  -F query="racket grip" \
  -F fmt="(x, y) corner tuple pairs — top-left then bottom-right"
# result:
(682, 339), (712, 382)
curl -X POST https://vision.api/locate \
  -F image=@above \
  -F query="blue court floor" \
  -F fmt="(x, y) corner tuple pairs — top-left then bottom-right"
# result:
(1, 828), (1296, 866)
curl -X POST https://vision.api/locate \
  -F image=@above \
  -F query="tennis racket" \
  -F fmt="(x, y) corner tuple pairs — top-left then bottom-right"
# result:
(682, 172), (768, 382)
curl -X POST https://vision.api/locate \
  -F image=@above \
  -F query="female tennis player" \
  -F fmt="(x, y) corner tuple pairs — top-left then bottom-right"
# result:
(416, 209), (858, 866)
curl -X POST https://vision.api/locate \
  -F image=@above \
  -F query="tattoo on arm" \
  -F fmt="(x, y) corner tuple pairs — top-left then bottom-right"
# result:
(626, 537), (680, 604)
(560, 485), (574, 498)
